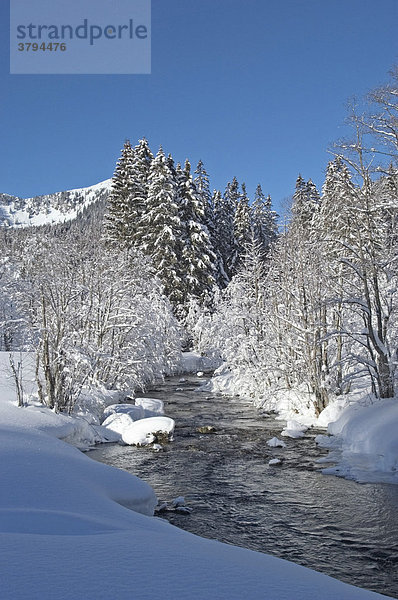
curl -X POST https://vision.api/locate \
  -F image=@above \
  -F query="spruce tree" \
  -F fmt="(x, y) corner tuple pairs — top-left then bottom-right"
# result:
(291, 174), (320, 228)
(232, 183), (252, 271)
(251, 184), (278, 256)
(130, 138), (153, 246)
(194, 160), (214, 232)
(103, 140), (135, 248)
(141, 147), (185, 306)
(216, 177), (239, 280)
(178, 159), (217, 304)
(212, 190), (230, 288)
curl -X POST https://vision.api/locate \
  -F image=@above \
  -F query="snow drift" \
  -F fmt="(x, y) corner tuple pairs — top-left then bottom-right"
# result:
(317, 398), (398, 484)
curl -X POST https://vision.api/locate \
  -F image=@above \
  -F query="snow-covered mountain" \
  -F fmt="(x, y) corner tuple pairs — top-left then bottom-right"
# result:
(0, 179), (112, 228)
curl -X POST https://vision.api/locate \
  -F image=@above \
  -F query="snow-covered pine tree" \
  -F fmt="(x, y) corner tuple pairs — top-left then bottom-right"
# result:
(177, 159), (217, 305)
(306, 179), (321, 210)
(141, 147), (185, 307)
(194, 160), (227, 290)
(194, 160), (214, 231)
(129, 138), (153, 246)
(216, 177), (239, 279)
(103, 140), (135, 248)
(291, 174), (320, 228)
(167, 153), (178, 180)
(211, 190), (229, 288)
(194, 233), (271, 398)
(232, 182), (252, 271)
(251, 184), (278, 256)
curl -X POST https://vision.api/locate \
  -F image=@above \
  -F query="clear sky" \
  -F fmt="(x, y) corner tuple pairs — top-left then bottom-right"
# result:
(1, 0), (397, 214)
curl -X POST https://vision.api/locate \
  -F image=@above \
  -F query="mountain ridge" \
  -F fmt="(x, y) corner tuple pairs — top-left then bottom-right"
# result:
(0, 179), (112, 228)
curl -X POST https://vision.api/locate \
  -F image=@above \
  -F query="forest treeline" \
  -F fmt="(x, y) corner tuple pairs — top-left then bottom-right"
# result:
(103, 142), (278, 308)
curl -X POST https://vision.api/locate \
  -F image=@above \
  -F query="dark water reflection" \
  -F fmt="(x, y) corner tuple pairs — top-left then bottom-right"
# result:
(89, 375), (398, 598)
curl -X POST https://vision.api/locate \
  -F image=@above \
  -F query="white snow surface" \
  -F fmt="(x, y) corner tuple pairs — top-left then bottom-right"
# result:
(0, 352), (392, 599)
(101, 412), (137, 435)
(282, 428), (305, 439)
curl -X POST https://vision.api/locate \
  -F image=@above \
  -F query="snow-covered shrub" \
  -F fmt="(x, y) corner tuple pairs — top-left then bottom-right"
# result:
(13, 233), (182, 413)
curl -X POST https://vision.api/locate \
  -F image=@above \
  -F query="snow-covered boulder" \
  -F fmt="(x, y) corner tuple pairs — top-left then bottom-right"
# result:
(266, 437), (286, 448)
(102, 403), (144, 422)
(135, 397), (164, 417)
(102, 412), (136, 437)
(281, 420), (308, 439)
(122, 416), (175, 446)
(172, 496), (185, 507)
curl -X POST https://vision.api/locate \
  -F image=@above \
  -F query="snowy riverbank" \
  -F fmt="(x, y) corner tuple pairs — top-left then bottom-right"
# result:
(205, 365), (398, 485)
(316, 397), (398, 484)
(0, 352), (394, 599)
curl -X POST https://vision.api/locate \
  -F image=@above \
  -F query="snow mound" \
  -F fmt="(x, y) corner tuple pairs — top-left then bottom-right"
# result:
(135, 397), (164, 417)
(266, 437), (286, 448)
(102, 403), (144, 422)
(317, 398), (350, 428)
(121, 416), (175, 446)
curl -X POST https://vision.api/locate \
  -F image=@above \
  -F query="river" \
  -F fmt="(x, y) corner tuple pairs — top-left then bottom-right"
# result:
(89, 373), (398, 598)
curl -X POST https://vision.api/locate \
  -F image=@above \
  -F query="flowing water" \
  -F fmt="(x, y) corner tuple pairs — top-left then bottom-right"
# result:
(89, 374), (398, 598)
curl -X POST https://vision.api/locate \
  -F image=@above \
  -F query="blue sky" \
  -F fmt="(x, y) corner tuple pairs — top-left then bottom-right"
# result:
(1, 0), (397, 214)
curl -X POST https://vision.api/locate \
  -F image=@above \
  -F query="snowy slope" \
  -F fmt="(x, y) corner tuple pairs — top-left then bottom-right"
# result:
(0, 352), (392, 599)
(0, 179), (112, 228)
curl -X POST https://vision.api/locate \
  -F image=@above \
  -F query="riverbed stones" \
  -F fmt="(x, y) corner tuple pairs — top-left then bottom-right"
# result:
(197, 425), (217, 434)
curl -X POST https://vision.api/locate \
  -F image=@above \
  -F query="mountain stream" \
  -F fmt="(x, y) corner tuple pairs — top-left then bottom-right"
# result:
(88, 373), (398, 598)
